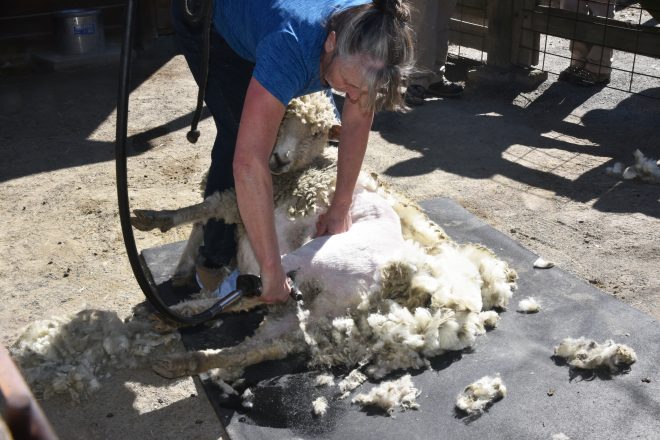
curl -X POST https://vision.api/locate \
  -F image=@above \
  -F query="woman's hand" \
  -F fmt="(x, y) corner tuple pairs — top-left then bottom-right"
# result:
(260, 263), (291, 304)
(315, 203), (352, 237)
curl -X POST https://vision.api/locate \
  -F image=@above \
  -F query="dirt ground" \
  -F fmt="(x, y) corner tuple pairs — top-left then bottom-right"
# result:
(1, 34), (659, 439)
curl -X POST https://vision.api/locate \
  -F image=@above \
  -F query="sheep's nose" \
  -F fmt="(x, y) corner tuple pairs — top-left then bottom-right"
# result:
(270, 151), (292, 173)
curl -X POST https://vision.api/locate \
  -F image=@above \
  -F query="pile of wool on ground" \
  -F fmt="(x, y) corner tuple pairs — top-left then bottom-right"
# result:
(554, 337), (637, 372)
(10, 308), (181, 402)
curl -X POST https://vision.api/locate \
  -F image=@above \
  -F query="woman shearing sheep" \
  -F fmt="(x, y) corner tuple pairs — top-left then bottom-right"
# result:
(172, 0), (415, 303)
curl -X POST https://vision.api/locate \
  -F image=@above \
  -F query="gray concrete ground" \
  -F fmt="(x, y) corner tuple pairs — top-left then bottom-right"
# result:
(0, 35), (658, 439)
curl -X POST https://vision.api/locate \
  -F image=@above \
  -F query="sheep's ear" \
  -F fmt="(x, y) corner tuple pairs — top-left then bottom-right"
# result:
(324, 31), (336, 53)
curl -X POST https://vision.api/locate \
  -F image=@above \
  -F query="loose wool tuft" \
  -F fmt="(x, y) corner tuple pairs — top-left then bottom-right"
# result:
(517, 297), (541, 313)
(478, 310), (501, 329)
(314, 373), (335, 387)
(338, 369), (368, 398)
(10, 309), (180, 402)
(554, 337), (637, 372)
(552, 433), (571, 440)
(312, 396), (329, 416)
(455, 375), (507, 415)
(606, 149), (660, 184)
(352, 374), (420, 415)
(241, 388), (255, 409)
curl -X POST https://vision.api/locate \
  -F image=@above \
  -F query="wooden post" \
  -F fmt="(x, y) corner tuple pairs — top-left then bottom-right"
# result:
(512, 0), (541, 67)
(486, 0), (515, 69)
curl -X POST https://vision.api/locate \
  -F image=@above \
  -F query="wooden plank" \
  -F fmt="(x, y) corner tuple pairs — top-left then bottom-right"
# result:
(457, 0), (488, 10)
(450, 18), (487, 36)
(0, 345), (58, 440)
(454, 3), (487, 26)
(530, 5), (660, 58)
(449, 18), (487, 51)
(487, 0), (515, 69)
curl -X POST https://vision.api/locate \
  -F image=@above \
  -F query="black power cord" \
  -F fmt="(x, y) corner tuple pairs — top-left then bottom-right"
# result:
(183, 0), (214, 143)
(115, 0), (226, 325)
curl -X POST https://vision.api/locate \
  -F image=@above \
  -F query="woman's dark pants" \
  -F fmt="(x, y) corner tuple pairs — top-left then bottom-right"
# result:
(171, 1), (254, 267)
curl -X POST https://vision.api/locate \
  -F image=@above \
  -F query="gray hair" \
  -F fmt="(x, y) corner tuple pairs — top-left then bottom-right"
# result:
(327, 0), (415, 111)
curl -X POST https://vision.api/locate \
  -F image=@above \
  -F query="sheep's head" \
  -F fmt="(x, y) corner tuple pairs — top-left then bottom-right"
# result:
(269, 92), (340, 175)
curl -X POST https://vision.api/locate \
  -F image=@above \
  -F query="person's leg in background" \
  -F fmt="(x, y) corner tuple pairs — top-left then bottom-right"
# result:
(404, 0), (440, 106)
(426, 0), (464, 98)
(558, 0), (612, 85)
(559, 0), (589, 72)
(171, 1), (255, 290)
(583, 0), (614, 82)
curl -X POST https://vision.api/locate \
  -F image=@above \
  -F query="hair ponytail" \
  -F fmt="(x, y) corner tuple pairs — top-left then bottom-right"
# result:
(372, 0), (411, 23)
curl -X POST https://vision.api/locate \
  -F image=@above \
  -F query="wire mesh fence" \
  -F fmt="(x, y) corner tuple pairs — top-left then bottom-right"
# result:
(517, 0), (660, 97)
(447, 0), (660, 98)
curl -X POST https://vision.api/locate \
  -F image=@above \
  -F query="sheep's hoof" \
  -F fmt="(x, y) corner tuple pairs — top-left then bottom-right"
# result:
(171, 266), (196, 287)
(152, 353), (200, 378)
(131, 209), (175, 232)
(148, 313), (181, 334)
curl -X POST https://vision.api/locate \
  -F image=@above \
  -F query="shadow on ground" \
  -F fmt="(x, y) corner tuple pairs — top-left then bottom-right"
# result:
(372, 75), (660, 218)
(0, 36), (209, 183)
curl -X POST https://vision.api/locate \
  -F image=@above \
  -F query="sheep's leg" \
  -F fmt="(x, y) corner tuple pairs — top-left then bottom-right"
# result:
(150, 295), (268, 333)
(152, 316), (306, 379)
(131, 190), (240, 233)
(171, 222), (204, 285)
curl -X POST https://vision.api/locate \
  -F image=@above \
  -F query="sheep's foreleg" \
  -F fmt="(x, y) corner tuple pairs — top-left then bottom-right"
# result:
(131, 190), (240, 232)
(152, 333), (302, 378)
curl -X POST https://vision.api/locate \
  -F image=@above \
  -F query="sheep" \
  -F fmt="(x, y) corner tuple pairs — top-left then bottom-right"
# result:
(130, 91), (518, 392)
(132, 91), (340, 284)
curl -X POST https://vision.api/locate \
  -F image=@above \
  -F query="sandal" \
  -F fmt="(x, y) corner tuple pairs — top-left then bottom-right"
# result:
(427, 76), (464, 98)
(404, 84), (426, 106)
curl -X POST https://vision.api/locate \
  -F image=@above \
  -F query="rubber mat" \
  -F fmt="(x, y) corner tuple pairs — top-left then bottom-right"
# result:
(141, 198), (660, 440)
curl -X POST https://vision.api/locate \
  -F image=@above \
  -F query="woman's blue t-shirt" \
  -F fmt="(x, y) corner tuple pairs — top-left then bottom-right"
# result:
(213, 0), (370, 106)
